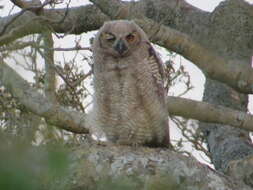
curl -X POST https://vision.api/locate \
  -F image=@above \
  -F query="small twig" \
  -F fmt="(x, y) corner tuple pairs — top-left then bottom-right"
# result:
(53, 46), (92, 52)
(0, 40), (92, 52)
(54, 65), (92, 89)
(71, 70), (92, 87)
(54, 0), (70, 24)
(54, 65), (75, 89)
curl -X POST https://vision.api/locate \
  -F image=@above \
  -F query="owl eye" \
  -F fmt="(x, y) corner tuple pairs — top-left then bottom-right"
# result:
(126, 33), (135, 43)
(103, 33), (116, 42)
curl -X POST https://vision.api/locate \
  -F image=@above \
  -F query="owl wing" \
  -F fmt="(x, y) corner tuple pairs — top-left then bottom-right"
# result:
(146, 43), (171, 147)
(146, 43), (166, 103)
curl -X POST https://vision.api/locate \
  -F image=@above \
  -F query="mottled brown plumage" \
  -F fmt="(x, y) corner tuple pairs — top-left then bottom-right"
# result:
(89, 20), (170, 147)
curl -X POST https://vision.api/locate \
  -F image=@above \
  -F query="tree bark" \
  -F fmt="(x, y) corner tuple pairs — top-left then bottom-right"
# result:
(0, 5), (108, 45)
(167, 96), (253, 132)
(63, 144), (251, 190)
(198, 0), (253, 174)
(0, 61), (89, 134)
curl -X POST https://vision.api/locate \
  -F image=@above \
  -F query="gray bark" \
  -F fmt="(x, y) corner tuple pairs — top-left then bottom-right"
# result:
(137, 0), (253, 182)
(0, 5), (108, 45)
(64, 144), (251, 190)
(199, 0), (253, 172)
(0, 61), (89, 134)
(167, 96), (253, 131)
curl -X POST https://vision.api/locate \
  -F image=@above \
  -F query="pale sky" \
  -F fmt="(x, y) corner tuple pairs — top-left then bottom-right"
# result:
(187, 0), (224, 11)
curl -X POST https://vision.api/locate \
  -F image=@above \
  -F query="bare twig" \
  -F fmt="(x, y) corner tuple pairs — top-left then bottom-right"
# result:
(0, 60), (89, 133)
(0, 40), (91, 52)
(171, 116), (211, 158)
(53, 46), (92, 52)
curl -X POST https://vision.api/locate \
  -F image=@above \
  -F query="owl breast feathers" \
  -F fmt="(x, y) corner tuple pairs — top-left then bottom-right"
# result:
(89, 20), (170, 147)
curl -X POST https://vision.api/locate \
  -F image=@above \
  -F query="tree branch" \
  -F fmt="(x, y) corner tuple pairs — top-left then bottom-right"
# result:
(0, 5), (108, 46)
(0, 14), (47, 46)
(0, 41), (91, 52)
(66, 144), (251, 190)
(136, 18), (253, 94)
(0, 60), (89, 134)
(42, 31), (57, 103)
(167, 96), (253, 132)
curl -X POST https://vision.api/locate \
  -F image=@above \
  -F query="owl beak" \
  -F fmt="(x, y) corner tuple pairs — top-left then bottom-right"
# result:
(114, 39), (128, 55)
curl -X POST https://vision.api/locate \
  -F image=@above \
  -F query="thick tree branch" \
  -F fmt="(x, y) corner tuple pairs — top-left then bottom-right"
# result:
(0, 14), (47, 46)
(66, 144), (251, 190)
(167, 96), (253, 132)
(0, 5), (108, 46)
(0, 60), (89, 134)
(136, 19), (253, 94)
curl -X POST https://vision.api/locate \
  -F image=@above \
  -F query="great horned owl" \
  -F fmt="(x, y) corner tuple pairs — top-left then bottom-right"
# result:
(89, 20), (170, 147)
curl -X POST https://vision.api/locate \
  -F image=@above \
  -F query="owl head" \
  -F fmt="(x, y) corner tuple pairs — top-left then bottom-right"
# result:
(93, 20), (149, 58)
